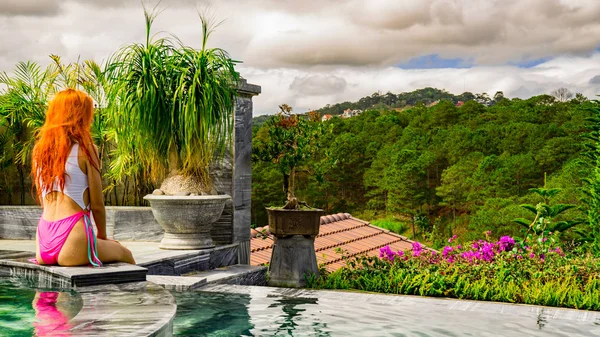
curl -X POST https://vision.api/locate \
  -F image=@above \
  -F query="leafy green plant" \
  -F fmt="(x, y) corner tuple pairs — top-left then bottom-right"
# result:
(308, 236), (600, 310)
(581, 99), (600, 255)
(105, 5), (239, 193)
(513, 185), (583, 236)
(0, 61), (58, 204)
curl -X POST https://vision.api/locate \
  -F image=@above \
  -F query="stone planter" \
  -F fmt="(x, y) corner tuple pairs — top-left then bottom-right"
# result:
(267, 208), (324, 287)
(267, 208), (324, 237)
(143, 195), (230, 250)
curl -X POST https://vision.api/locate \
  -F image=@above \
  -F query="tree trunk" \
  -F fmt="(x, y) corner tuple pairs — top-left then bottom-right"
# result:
(452, 204), (456, 229)
(112, 179), (119, 206)
(411, 215), (416, 239)
(18, 166), (25, 205)
(288, 166), (296, 201)
(283, 172), (289, 200)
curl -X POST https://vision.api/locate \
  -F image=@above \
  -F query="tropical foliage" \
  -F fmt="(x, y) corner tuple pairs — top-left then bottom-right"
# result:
(0, 6), (239, 204)
(0, 58), (110, 204)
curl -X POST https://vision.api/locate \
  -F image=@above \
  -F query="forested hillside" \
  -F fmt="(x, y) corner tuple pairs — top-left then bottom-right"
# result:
(252, 90), (598, 248)
(316, 87), (483, 117)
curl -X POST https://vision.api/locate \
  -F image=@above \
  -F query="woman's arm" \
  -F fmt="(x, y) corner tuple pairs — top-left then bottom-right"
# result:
(87, 144), (107, 240)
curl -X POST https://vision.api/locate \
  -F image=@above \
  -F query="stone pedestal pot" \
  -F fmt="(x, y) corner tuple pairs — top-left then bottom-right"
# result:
(266, 208), (324, 287)
(267, 208), (324, 237)
(143, 195), (230, 250)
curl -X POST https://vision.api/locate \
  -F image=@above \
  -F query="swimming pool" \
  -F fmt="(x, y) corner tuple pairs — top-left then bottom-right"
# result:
(0, 278), (82, 337)
(173, 284), (600, 337)
(2, 278), (599, 336)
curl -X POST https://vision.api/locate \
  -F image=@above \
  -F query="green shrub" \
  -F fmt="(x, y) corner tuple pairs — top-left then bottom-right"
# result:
(371, 216), (408, 235)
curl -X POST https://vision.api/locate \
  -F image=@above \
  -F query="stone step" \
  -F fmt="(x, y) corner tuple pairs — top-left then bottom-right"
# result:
(148, 264), (267, 291)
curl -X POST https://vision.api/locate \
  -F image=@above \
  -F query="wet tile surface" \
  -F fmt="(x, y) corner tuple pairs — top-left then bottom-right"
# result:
(193, 284), (600, 337)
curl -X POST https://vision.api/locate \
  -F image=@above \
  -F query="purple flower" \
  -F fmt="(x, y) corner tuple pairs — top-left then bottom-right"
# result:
(379, 246), (397, 261)
(497, 236), (515, 252)
(442, 246), (453, 258)
(539, 253), (546, 261)
(412, 241), (423, 257)
(529, 252), (535, 258)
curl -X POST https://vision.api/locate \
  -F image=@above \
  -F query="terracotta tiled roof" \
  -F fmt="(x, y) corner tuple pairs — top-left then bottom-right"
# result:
(250, 213), (418, 272)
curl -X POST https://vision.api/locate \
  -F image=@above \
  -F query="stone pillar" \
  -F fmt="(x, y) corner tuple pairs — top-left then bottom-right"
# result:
(268, 235), (319, 288)
(233, 79), (261, 264)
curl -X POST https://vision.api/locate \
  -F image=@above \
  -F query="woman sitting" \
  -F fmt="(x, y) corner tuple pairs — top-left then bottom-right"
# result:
(32, 89), (135, 266)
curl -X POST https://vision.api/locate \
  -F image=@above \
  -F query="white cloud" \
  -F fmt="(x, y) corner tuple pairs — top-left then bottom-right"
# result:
(0, 0), (599, 115)
(244, 54), (600, 115)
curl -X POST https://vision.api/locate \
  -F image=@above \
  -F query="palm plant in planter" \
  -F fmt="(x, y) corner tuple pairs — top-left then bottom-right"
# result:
(254, 104), (325, 236)
(106, 7), (239, 249)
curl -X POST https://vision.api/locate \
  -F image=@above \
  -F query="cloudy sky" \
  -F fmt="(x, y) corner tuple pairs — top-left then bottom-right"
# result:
(1, 0), (600, 115)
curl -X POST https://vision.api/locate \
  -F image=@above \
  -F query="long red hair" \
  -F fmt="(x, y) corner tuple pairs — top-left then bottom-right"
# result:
(31, 89), (99, 203)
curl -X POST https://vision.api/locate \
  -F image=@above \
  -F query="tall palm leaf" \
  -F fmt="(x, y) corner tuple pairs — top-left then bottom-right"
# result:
(105, 6), (239, 191)
(0, 61), (58, 204)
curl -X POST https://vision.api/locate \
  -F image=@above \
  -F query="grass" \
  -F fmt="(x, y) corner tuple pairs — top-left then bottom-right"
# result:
(370, 216), (408, 235)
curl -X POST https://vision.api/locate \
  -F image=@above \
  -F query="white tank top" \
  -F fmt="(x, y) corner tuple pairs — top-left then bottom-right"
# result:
(41, 143), (90, 210)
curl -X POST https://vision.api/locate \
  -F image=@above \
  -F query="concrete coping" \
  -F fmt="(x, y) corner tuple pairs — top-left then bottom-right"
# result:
(236, 78), (261, 96)
(0, 253), (147, 289)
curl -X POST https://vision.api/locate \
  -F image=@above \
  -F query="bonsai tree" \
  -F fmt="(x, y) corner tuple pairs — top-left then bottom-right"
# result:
(253, 104), (323, 209)
(106, 6), (239, 195)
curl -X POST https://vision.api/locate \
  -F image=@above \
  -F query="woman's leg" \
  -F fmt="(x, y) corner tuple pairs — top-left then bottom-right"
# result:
(58, 219), (135, 266)
(96, 239), (136, 264)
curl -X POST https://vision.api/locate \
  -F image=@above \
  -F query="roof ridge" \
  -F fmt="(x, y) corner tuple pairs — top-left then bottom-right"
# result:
(320, 213), (352, 225)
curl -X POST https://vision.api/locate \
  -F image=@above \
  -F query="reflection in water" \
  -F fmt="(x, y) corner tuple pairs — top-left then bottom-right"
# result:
(267, 297), (331, 337)
(172, 291), (333, 337)
(32, 291), (74, 337)
(173, 292), (254, 336)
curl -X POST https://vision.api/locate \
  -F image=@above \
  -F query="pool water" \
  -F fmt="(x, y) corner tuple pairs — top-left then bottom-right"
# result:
(172, 286), (600, 337)
(0, 278), (82, 337)
(1, 278), (598, 337)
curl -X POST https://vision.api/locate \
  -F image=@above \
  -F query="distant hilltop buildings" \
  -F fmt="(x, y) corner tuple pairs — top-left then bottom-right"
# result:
(320, 109), (363, 122)
(321, 114), (333, 122)
(342, 108), (362, 118)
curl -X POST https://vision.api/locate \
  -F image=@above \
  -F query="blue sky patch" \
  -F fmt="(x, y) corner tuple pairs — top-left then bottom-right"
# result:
(507, 57), (552, 68)
(397, 54), (473, 69)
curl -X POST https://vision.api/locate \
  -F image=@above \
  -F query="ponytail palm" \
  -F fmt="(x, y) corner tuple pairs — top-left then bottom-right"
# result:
(106, 7), (239, 193)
